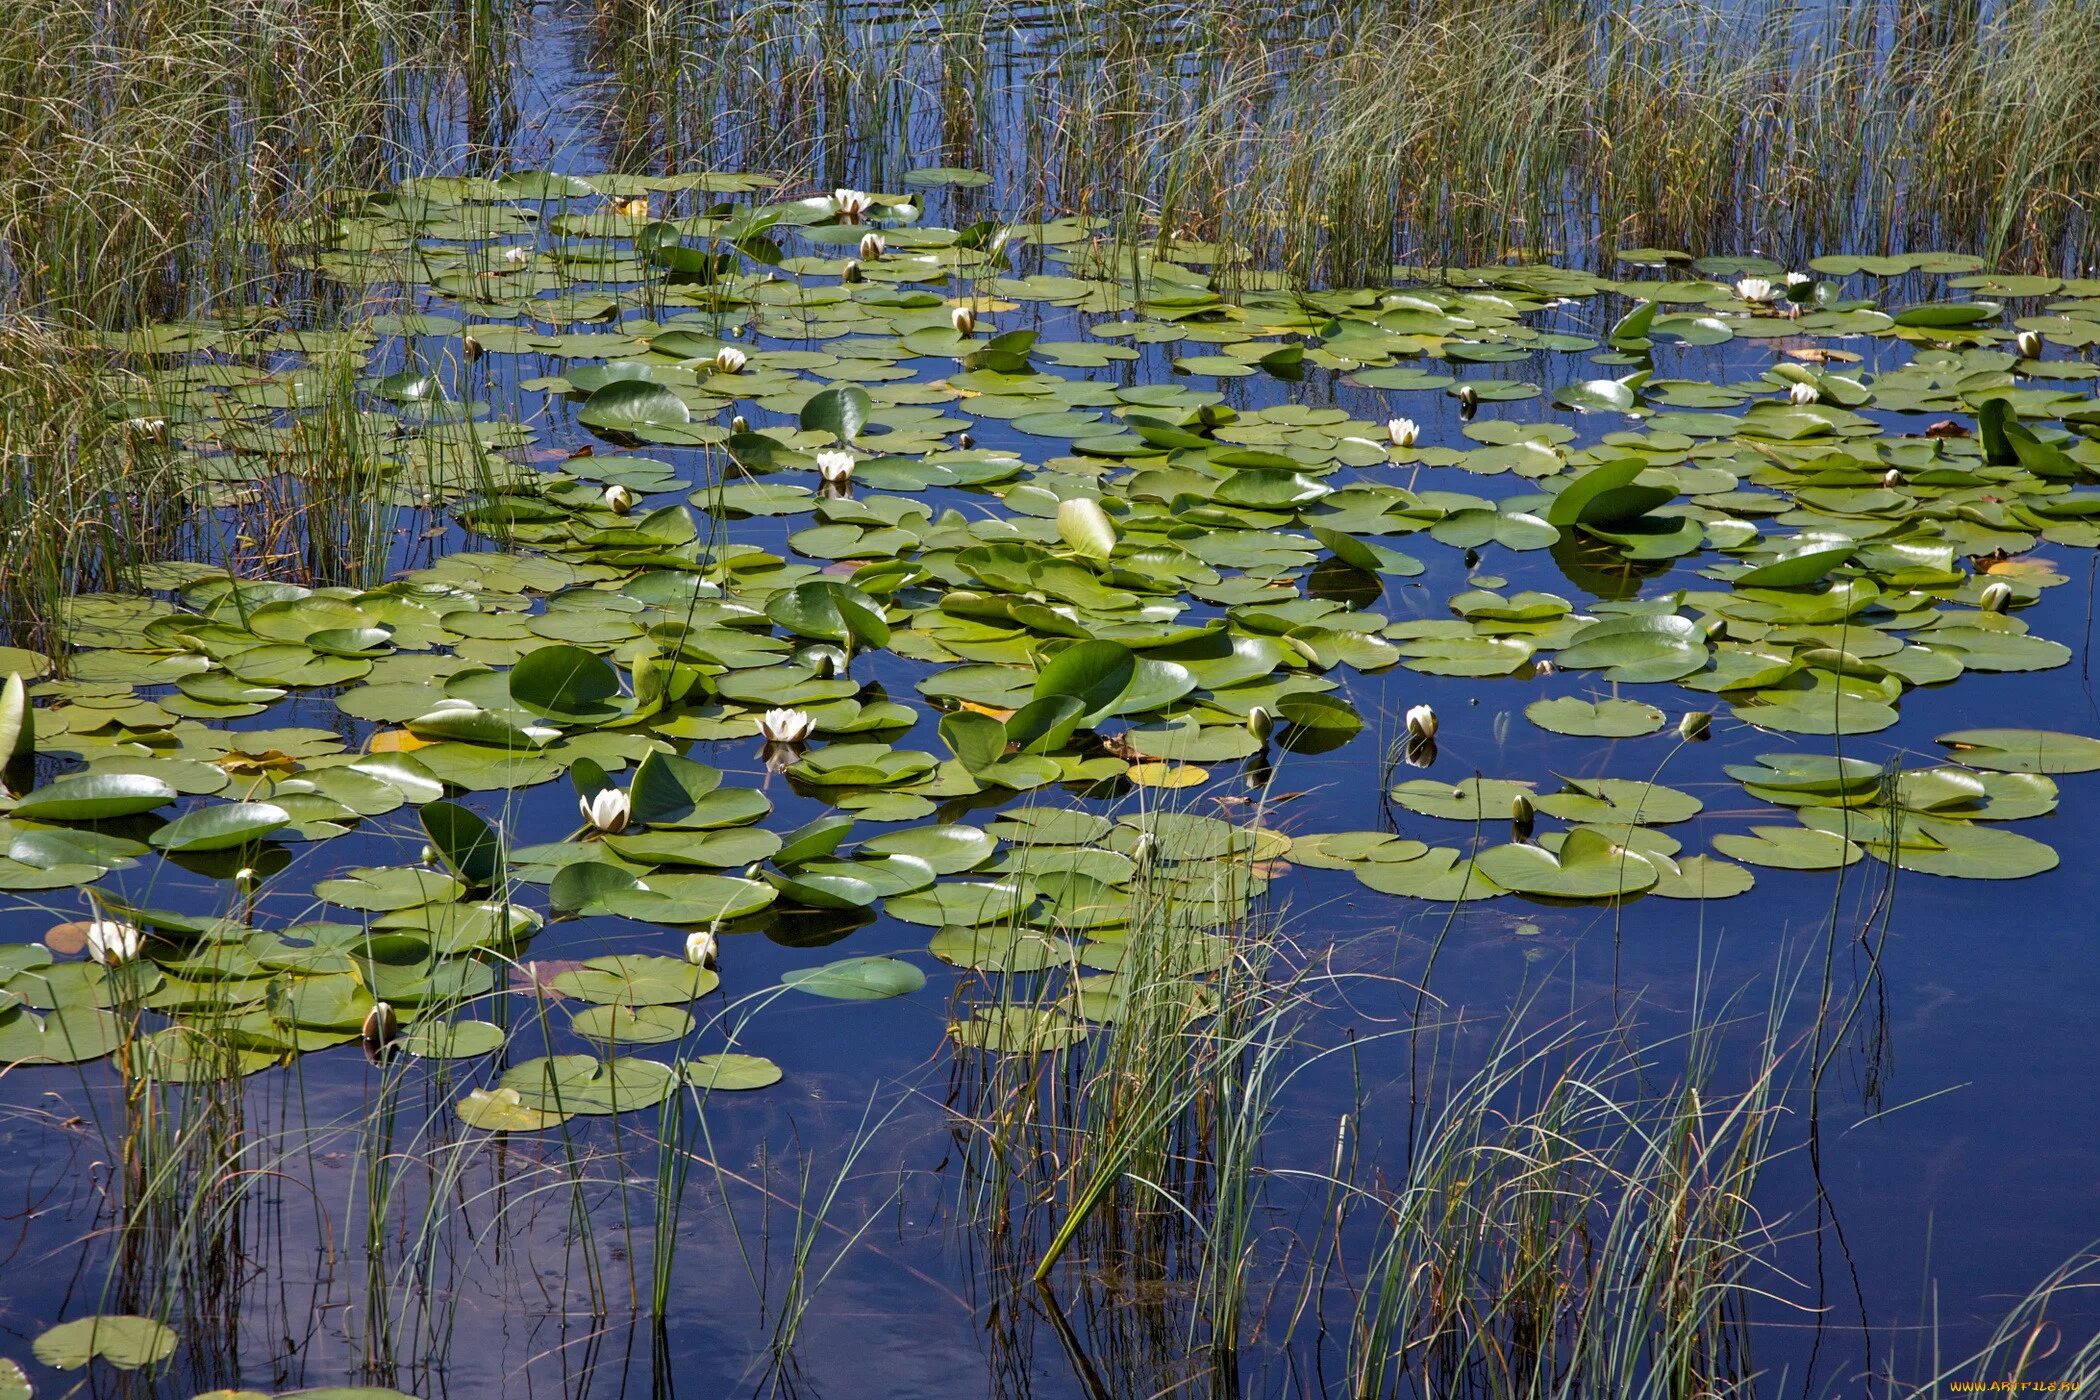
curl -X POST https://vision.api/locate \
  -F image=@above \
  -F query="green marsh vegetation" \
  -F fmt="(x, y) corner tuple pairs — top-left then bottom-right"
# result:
(4, 0), (2100, 1393)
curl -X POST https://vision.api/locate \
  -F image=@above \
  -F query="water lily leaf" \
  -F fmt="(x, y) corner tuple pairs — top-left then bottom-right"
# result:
(1033, 640), (1135, 724)
(1056, 496), (1118, 559)
(148, 802), (290, 852)
(860, 822), (996, 873)
(766, 579), (891, 648)
(1389, 777), (1536, 821)
(11, 772), (175, 822)
(551, 954), (718, 1005)
(570, 1003), (694, 1046)
(400, 1019), (506, 1058)
(685, 1052), (783, 1090)
(0, 1004), (125, 1065)
(779, 955), (926, 1000)
(630, 752), (768, 828)
(1524, 697), (1666, 737)
(420, 800), (505, 886)
(579, 380), (692, 432)
(884, 879), (1035, 926)
(1474, 829), (1658, 899)
(800, 384), (873, 442)
(1710, 825), (1862, 870)
(950, 1005), (1088, 1053)
(1800, 810), (2057, 880)
(1534, 777), (1701, 825)
(510, 645), (627, 724)
(33, 1315), (178, 1371)
(1935, 728), (2100, 774)
(499, 1054), (680, 1115)
(456, 1086), (570, 1131)
(1647, 853), (1756, 900)
(1553, 615), (1707, 682)
(1353, 848), (1505, 901)
(315, 866), (467, 912)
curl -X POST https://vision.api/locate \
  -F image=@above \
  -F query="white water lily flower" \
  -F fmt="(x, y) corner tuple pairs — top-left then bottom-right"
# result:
(2017, 329), (2043, 359)
(362, 1000), (398, 1045)
(1405, 704), (1438, 741)
(1788, 380), (1821, 405)
(1735, 276), (1776, 303)
(832, 187), (873, 221)
(579, 787), (631, 834)
(1386, 417), (1419, 448)
(710, 346), (747, 374)
(84, 918), (142, 967)
(603, 483), (636, 515)
(950, 304), (977, 335)
(759, 707), (815, 744)
(685, 930), (718, 969)
(815, 450), (856, 484)
(1785, 271), (1813, 288)
(858, 231), (885, 262)
(501, 245), (531, 266)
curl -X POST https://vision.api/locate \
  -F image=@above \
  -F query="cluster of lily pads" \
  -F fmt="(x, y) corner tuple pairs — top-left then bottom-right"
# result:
(5, 170), (2100, 1102)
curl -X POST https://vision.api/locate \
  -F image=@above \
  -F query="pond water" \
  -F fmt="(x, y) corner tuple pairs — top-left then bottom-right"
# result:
(4, 6), (2100, 1398)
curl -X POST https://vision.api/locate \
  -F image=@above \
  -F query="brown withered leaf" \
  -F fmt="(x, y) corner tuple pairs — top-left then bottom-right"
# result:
(218, 749), (300, 775)
(44, 921), (88, 956)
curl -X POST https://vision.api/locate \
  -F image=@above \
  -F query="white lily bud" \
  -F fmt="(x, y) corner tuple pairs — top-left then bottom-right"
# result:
(815, 450), (856, 484)
(1456, 385), (1479, 411)
(840, 258), (863, 284)
(580, 787), (631, 833)
(463, 334), (483, 362)
(1511, 793), (1534, 834)
(84, 918), (143, 967)
(124, 416), (170, 445)
(858, 232), (885, 262)
(710, 347), (747, 374)
(758, 707), (815, 744)
(685, 930), (718, 969)
(1980, 580), (2014, 613)
(1246, 705), (1274, 740)
(1678, 711), (1712, 742)
(362, 1000), (398, 1046)
(950, 304), (977, 335)
(1882, 468), (1902, 489)
(730, 414), (749, 433)
(1405, 704), (1438, 741)
(603, 483), (636, 515)
(234, 867), (262, 895)
(2016, 330), (2043, 360)
(1789, 380), (1820, 405)
(1387, 417), (1419, 448)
